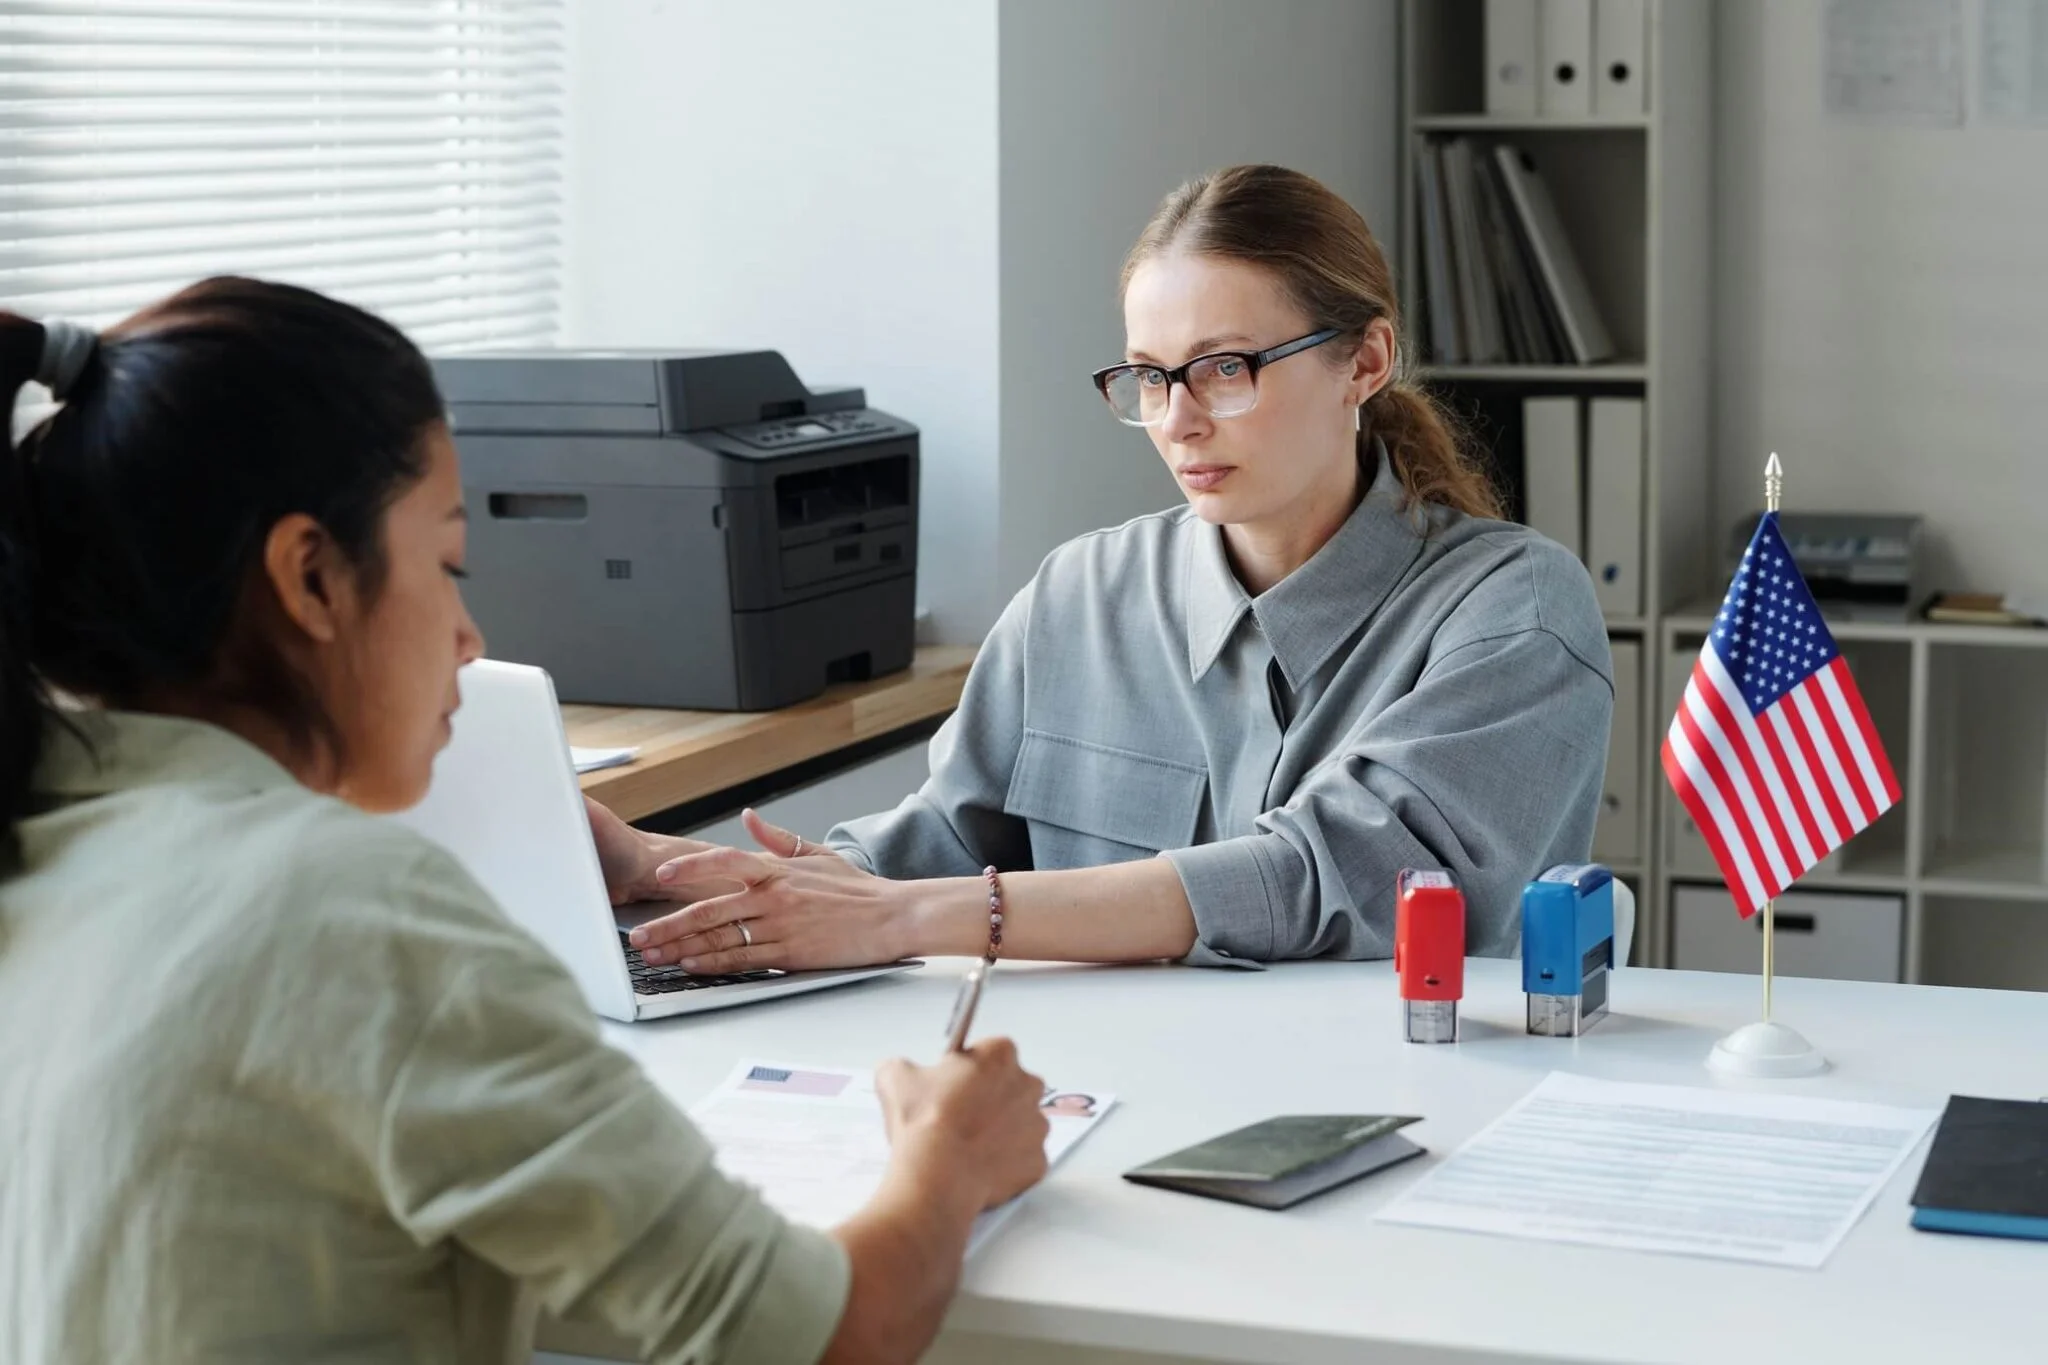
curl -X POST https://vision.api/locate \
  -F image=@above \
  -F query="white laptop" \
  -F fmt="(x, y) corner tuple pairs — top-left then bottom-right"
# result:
(393, 659), (919, 1022)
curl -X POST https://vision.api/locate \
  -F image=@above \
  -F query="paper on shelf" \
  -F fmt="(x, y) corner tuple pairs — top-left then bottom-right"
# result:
(683, 1060), (1113, 1257)
(570, 745), (638, 774)
(1376, 1071), (1936, 1269)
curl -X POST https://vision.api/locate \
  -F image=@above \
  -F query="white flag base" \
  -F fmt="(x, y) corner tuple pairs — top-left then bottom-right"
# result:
(1707, 1020), (1828, 1078)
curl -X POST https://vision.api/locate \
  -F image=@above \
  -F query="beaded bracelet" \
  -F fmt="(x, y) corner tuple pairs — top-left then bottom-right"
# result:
(982, 864), (1005, 962)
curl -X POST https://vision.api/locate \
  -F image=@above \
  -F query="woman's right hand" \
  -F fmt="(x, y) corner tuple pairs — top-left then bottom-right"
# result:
(875, 1039), (1050, 1213)
(823, 1039), (1048, 1364)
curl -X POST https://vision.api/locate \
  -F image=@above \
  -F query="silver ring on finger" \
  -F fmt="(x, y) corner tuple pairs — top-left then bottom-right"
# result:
(792, 835), (806, 857)
(735, 919), (754, 948)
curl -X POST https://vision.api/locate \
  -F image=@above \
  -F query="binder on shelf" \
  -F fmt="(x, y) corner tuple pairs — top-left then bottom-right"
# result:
(1521, 395), (1583, 558)
(1586, 396), (1644, 617)
(1538, 0), (1594, 117)
(1483, 154), (1573, 362)
(1414, 141), (1465, 364)
(1440, 139), (1504, 365)
(1473, 152), (1557, 364)
(1486, 0), (1541, 117)
(1594, 640), (1642, 863)
(1593, 0), (1649, 116)
(1492, 145), (1617, 363)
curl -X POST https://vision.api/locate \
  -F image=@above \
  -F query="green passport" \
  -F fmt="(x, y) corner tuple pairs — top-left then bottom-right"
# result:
(1123, 1115), (1425, 1210)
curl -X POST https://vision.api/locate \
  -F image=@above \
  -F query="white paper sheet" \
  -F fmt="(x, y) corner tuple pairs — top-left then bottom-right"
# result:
(1823, 0), (1964, 128)
(569, 745), (638, 774)
(686, 1060), (1113, 1257)
(1376, 1072), (1937, 1269)
(1983, 0), (2048, 124)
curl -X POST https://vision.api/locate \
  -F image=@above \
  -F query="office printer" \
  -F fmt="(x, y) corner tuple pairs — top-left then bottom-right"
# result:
(1726, 512), (1922, 624)
(433, 350), (917, 710)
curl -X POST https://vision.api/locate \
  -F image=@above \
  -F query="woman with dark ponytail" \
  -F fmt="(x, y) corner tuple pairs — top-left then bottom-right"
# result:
(0, 280), (1050, 1365)
(614, 164), (1615, 976)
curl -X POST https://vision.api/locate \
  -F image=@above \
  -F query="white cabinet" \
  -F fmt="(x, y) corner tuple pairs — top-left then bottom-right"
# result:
(1671, 884), (1903, 983)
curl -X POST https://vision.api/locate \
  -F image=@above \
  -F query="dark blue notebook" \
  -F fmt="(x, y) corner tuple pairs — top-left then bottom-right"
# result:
(1908, 1095), (2048, 1242)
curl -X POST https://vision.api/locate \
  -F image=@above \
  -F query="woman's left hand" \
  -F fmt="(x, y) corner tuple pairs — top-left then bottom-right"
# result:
(626, 810), (915, 972)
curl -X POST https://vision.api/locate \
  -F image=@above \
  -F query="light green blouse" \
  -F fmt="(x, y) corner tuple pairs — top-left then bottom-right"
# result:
(0, 711), (848, 1364)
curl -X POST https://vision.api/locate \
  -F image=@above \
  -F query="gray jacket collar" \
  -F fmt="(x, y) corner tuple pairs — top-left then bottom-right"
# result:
(1184, 440), (1429, 689)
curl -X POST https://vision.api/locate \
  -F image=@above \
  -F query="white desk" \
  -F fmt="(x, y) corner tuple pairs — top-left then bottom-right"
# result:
(590, 959), (2046, 1365)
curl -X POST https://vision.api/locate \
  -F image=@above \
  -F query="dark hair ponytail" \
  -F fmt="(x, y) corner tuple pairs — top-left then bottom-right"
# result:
(0, 314), (55, 872)
(0, 279), (445, 874)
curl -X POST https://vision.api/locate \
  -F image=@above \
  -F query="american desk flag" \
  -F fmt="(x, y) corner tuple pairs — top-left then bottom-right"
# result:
(1661, 513), (1901, 919)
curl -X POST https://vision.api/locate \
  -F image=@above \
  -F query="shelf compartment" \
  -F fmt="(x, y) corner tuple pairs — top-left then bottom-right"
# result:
(1412, 128), (1648, 367)
(1924, 647), (2048, 899)
(1921, 846), (2048, 900)
(1920, 894), (2048, 992)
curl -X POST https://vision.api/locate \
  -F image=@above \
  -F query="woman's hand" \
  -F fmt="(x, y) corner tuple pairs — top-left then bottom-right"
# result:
(874, 1039), (1050, 1211)
(822, 1039), (1048, 1365)
(583, 797), (724, 906)
(625, 808), (914, 971)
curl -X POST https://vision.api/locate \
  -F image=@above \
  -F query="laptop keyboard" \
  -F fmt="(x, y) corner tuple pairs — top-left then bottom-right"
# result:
(618, 929), (783, 995)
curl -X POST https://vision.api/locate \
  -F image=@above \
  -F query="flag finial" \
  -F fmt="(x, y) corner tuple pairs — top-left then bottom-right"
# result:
(1765, 452), (1783, 513)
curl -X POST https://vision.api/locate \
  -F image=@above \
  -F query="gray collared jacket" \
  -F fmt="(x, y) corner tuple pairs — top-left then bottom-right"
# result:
(829, 447), (1614, 965)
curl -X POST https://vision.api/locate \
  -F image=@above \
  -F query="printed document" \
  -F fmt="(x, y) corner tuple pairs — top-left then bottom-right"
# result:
(688, 1060), (1113, 1256)
(1376, 1072), (1936, 1268)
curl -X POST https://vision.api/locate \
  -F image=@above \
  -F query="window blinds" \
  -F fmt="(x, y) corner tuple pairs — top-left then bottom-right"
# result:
(0, 0), (569, 350)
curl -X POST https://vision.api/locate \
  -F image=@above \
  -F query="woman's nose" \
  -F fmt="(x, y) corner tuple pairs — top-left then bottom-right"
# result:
(457, 606), (486, 665)
(1159, 381), (1211, 443)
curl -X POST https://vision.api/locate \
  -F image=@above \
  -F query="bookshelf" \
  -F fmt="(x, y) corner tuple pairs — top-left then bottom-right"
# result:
(1401, 4), (2048, 994)
(1399, 0), (1714, 965)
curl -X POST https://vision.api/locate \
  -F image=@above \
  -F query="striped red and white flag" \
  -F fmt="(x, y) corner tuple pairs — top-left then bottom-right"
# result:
(1660, 513), (1901, 918)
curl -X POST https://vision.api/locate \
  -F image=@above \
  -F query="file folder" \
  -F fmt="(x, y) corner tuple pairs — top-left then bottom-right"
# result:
(1493, 145), (1616, 363)
(1414, 141), (1465, 364)
(1486, 0), (1541, 117)
(1594, 640), (1642, 863)
(1585, 396), (1644, 617)
(1521, 395), (1583, 557)
(1441, 139), (1504, 364)
(1593, 0), (1649, 116)
(1539, 0), (1594, 116)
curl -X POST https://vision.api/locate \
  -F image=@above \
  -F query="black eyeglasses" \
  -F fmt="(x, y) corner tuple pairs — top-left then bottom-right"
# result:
(1090, 328), (1344, 427)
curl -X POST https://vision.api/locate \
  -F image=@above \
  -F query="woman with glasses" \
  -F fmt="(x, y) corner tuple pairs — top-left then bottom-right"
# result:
(616, 163), (1613, 973)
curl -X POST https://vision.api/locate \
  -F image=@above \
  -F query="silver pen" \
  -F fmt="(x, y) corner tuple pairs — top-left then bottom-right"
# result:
(943, 959), (991, 1053)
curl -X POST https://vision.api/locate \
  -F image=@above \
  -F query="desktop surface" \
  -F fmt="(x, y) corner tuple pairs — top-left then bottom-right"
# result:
(597, 957), (2046, 1365)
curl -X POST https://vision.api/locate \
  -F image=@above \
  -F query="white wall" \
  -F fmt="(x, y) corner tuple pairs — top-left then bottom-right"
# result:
(1715, 0), (2048, 602)
(565, 0), (1002, 642)
(567, 0), (1400, 640)
(994, 0), (1402, 598)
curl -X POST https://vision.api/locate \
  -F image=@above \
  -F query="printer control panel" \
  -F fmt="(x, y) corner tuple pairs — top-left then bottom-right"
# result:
(723, 410), (897, 452)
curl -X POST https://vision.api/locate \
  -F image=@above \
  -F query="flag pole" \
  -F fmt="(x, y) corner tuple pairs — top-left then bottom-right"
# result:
(1762, 452), (1782, 1025)
(1705, 451), (1826, 1077)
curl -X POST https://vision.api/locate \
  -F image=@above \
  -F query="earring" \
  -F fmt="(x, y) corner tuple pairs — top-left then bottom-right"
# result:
(1352, 404), (1363, 432)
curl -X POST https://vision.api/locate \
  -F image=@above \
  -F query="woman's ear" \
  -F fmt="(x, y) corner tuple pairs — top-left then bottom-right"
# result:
(261, 513), (353, 645)
(1348, 316), (1398, 407)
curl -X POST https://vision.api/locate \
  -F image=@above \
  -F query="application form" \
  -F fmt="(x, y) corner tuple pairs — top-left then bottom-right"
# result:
(1376, 1072), (1936, 1268)
(685, 1060), (1113, 1256)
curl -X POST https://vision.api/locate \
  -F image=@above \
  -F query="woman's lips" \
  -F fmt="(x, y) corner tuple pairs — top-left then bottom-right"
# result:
(1177, 465), (1233, 492)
